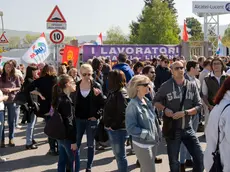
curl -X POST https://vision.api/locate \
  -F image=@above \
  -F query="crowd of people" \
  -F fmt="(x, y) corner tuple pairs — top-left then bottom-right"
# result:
(0, 53), (230, 172)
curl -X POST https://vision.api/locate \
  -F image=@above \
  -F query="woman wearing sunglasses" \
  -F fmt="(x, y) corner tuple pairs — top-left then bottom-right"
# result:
(74, 64), (105, 172)
(126, 75), (161, 172)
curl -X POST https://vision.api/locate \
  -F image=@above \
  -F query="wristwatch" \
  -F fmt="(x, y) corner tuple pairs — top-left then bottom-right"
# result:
(184, 110), (189, 116)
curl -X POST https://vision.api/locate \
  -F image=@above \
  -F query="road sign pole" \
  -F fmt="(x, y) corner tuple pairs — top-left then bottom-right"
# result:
(55, 44), (59, 72)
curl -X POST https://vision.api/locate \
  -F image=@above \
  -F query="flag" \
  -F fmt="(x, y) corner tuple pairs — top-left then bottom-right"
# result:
(95, 33), (103, 45)
(62, 45), (79, 67)
(216, 36), (224, 56)
(21, 33), (49, 64)
(182, 20), (189, 42)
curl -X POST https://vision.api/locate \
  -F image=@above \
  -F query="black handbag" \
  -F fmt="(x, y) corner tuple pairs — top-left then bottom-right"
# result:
(14, 83), (27, 105)
(209, 103), (230, 172)
(44, 99), (66, 140)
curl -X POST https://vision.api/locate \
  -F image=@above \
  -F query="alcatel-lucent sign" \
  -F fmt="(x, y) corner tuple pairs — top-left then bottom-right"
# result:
(193, 1), (230, 13)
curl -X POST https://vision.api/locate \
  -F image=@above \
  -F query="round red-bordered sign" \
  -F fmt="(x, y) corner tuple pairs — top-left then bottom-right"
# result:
(59, 48), (64, 56)
(50, 30), (64, 44)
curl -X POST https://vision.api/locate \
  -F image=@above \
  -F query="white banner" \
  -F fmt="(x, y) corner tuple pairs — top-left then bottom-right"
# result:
(22, 33), (50, 64)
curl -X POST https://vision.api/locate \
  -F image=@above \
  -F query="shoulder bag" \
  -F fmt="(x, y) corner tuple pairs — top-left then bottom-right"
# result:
(209, 103), (230, 172)
(44, 99), (66, 140)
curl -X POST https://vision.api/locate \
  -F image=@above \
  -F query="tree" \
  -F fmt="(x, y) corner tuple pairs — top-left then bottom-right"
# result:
(144, 0), (177, 14)
(129, 0), (178, 44)
(133, 0), (180, 44)
(104, 26), (129, 44)
(8, 36), (20, 49)
(63, 36), (75, 44)
(162, 0), (177, 14)
(186, 17), (203, 42)
(222, 26), (230, 48)
(24, 34), (40, 44)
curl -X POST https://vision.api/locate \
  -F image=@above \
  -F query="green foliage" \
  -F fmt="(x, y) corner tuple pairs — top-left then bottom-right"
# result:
(8, 36), (20, 49)
(104, 26), (129, 44)
(186, 17), (203, 41)
(131, 0), (179, 44)
(24, 34), (40, 44)
(222, 26), (230, 48)
(63, 36), (75, 44)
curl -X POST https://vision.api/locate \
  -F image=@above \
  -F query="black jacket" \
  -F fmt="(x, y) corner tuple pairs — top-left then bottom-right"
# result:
(29, 75), (57, 115)
(23, 78), (37, 106)
(58, 93), (76, 143)
(154, 65), (172, 92)
(73, 80), (106, 119)
(103, 88), (129, 130)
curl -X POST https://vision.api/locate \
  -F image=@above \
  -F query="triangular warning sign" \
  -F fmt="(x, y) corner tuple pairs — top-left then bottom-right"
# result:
(46, 5), (66, 23)
(0, 33), (9, 44)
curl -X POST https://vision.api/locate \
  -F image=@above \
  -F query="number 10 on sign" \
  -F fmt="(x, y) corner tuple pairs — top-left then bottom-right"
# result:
(50, 30), (64, 44)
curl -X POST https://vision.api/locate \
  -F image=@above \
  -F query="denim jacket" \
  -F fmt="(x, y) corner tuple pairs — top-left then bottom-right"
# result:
(125, 97), (162, 145)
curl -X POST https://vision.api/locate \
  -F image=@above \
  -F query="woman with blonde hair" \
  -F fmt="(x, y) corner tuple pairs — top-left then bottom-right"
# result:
(74, 63), (105, 172)
(126, 75), (161, 172)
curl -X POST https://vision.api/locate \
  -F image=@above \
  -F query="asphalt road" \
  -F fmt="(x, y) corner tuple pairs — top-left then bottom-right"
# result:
(0, 118), (207, 172)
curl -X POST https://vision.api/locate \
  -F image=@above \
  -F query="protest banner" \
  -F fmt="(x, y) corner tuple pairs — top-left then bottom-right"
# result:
(83, 45), (181, 62)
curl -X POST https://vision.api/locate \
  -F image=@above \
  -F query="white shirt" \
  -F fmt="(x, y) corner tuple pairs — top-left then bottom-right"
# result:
(0, 90), (5, 111)
(204, 91), (230, 172)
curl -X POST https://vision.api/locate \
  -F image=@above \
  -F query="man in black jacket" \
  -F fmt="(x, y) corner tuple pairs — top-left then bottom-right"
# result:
(154, 55), (172, 92)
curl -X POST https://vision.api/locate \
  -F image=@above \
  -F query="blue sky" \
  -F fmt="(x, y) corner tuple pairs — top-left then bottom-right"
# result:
(1, 0), (230, 36)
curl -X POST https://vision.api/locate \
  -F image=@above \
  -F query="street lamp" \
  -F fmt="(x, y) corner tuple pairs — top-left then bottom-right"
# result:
(0, 11), (4, 33)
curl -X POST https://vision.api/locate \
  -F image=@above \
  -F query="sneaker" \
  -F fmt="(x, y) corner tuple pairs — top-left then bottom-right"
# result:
(185, 159), (193, 167)
(85, 169), (91, 172)
(9, 139), (15, 147)
(0, 141), (5, 148)
(155, 157), (162, 164)
(32, 139), (37, 145)
(0, 156), (6, 163)
(16, 125), (23, 129)
(26, 144), (38, 150)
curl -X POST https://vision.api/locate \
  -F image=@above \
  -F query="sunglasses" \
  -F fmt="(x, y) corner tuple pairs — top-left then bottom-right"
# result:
(138, 83), (150, 87)
(149, 71), (155, 74)
(164, 61), (169, 64)
(174, 67), (184, 70)
(82, 73), (92, 77)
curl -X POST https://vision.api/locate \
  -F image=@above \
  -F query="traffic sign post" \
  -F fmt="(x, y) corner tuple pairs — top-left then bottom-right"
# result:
(59, 48), (64, 56)
(50, 29), (64, 44)
(0, 32), (9, 47)
(47, 5), (67, 71)
(46, 5), (66, 30)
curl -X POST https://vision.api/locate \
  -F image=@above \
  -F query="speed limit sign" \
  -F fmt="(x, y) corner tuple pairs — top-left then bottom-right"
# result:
(50, 29), (64, 44)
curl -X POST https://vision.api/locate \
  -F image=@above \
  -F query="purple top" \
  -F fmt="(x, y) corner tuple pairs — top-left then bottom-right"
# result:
(0, 75), (21, 103)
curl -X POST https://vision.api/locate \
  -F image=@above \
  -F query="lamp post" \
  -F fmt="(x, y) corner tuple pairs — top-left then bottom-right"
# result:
(0, 11), (4, 34)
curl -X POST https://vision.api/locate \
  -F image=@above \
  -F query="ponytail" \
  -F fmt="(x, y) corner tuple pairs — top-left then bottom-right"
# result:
(52, 84), (63, 108)
(51, 74), (72, 108)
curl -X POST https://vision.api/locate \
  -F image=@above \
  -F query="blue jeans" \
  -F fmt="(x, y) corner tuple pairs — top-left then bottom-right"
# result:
(76, 119), (98, 172)
(106, 129), (128, 172)
(14, 105), (20, 127)
(4, 103), (17, 140)
(26, 112), (37, 145)
(180, 114), (200, 163)
(166, 127), (204, 172)
(57, 139), (76, 172)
